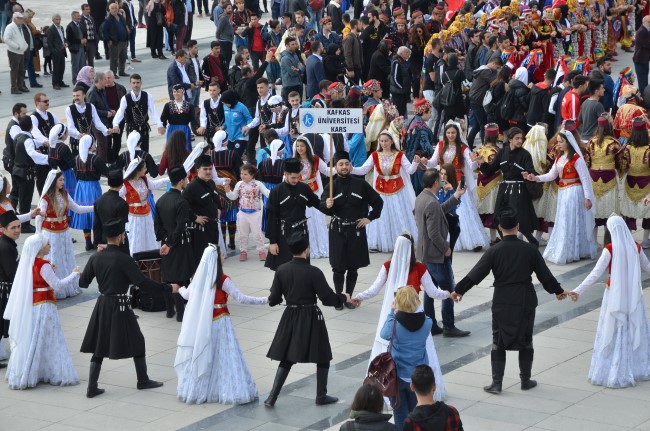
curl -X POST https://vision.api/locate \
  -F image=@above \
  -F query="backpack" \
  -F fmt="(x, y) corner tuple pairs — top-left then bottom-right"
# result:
(499, 88), (517, 120)
(228, 65), (241, 88)
(482, 88), (496, 114)
(232, 78), (247, 101)
(309, 0), (324, 12)
(439, 71), (460, 107)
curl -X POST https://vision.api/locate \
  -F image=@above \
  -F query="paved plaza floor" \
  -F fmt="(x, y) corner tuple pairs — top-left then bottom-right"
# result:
(1, 3), (649, 430)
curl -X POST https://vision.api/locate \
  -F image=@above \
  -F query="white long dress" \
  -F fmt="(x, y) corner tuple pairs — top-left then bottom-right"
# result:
(298, 157), (330, 259)
(538, 154), (597, 264)
(6, 262), (80, 390)
(120, 177), (170, 256)
(573, 246), (650, 388)
(36, 195), (93, 299)
(352, 151), (419, 253)
(356, 261), (449, 401)
(176, 277), (267, 404)
(428, 144), (490, 251)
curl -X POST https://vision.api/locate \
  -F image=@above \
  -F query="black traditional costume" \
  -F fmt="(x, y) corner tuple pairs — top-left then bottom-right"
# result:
(0, 211), (20, 366)
(93, 170), (130, 254)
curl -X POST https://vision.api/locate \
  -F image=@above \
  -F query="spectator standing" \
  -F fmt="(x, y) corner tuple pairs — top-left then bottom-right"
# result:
(359, 15), (379, 81)
(6, 12), (28, 94)
(338, 383), (396, 431)
(201, 40), (229, 90)
(0, 0), (8, 39)
(279, 36), (303, 100)
(145, 0), (166, 59)
(102, 3), (130, 77)
(391, 46), (412, 118)
(305, 41), (326, 99)
(170, 0), (187, 53)
(166, 49), (194, 100)
(86, 72), (113, 162)
(633, 15), (650, 94)
(561, 75), (589, 123)
(240, 13), (266, 70)
(526, 69), (556, 129)
(342, 19), (361, 85)
(591, 57), (615, 113)
(89, 0), (109, 59)
(66, 11), (87, 86)
(185, 39), (203, 112)
(46, 14), (69, 90)
(22, 10), (43, 89)
(464, 30), (480, 81)
(215, 2), (234, 66)
(505, 67), (531, 132)
(103, 70), (127, 163)
(467, 57), (502, 147)
(578, 80), (606, 142)
(326, 0), (343, 33)
(122, 0), (141, 63)
(367, 40), (391, 102)
(81, 4), (99, 67)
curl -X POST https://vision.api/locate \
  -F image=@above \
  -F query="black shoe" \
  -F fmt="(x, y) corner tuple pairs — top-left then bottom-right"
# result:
(163, 291), (175, 318)
(431, 324), (443, 336)
(35, 73), (40, 77)
(95, 54), (103, 60)
(60, 82), (70, 88)
(483, 380), (503, 394)
(31, 83), (43, 88)
(119, 72), (129, 77)
(335, 304), (344, 311)
(521, 379), (538, 390)
(133, 356), (163, 389)
(53, 85), (61, 90)
(11, 90), (22, 94)
(85, 243), (94, 251)
(86, 362), (105, 398)
(264, 367), (290, 407)
(473, 246), (483, 252)
(519, 348), (537, 390)
(174, 292), (185, 322)
(20, 87), (30, 93)
(228, 242), (236, 250)
(343, 302), (356, 309)
(137, 379), (164, 390)
(315, 367), (338, 405)
(0, 362), (6, 369)
(158, 55), (168, 60)
(21, 224), (36, 233)
(443, 327), (470, 337)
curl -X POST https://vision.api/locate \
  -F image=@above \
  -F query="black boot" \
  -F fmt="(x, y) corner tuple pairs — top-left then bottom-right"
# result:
(332, 272), (345, 310)
(264, 367), (290, 407)
(173, 293), (185, 322)
(315, 367), (338, 405)
(483, 349), (506, 394)
(163, 290), (175, 318)
(134, 357), (164, 389)
(87, 362), (105, 398)
(519, 348), (537, 390)
(344, 270), (358, 309)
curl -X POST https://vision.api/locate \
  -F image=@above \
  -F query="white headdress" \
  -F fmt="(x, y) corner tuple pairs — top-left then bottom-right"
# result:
(212, 130), (228, 152)
(127, 131), (141, 160)
(270, 139), (285, 165)
(183, 141), (208, 174)
(40, 168), (62, 201)
(523, 125), (548, 174)
(174, 244), (221, 381)
(560, 128), (584, 159)
(124, 157), (143, 180)
(3, 233), (50, 373)
(79, 135), (95, 163)
(514, 66), (529, 85)
(0, 174), (4, 193)
(48, 123), (67, 150)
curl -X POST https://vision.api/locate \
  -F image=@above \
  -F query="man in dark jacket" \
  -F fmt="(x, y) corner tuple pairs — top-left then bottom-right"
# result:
(86, 72), (113, 161)
(633, 15), (650, 94)
(102, 2), (129, 77)
(306, 41), (326, 99)
(359, 15), (379, 81)
(46, 14), (69, 89)
(201, 41), (229, 91)
(93, 170), (130, 254)
(0, 211), (21, 368)
(367, 40), (391, 98)
(464, 30), (481, 82)
(66, 11), (86, 84)
(467, 57), (503, 148)
(326, 0), (343, 33)
(526, 69), (556, 129)
(391, 46), (412, 117)
(89, 0), (108, 59)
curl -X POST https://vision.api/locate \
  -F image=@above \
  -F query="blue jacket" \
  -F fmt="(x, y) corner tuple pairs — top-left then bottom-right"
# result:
(381, 310), (431, 381)
(101, 14), (128, 43)
(306, 54), (326, 99)
(279, 49), (304, 88)
(166, 61), (192, 100)
(223, 102), (253, 142)
(348, 133), (366, 167)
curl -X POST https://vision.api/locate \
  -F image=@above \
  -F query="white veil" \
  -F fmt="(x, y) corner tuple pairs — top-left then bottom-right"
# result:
(124, 157), (142, 180)
(523, 125), (548, 174)
(48, 123), (66, 150)
(561, 129), (595, 230)
(174, 244), (220, 381)
(293, 135), (324, 197)
(270, 139), (285, 165)
(212, 130), (228, 152)
(127, 131), (141, 160)
(40, 169), (61, 201)
(603, 216), (643, 351)
(3, 233), (50, 373)
(183, 141), (208, 174)
(79, 135), (94, 163)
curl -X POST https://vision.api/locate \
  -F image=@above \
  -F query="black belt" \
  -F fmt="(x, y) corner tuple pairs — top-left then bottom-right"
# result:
(286, 303), (317, 308)
(280, 218), (307, 236)
(101, 293), (131, 311)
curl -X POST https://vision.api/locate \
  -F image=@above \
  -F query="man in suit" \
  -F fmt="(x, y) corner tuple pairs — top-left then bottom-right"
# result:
(166, 49), (194, 101)
(86, 72), (113, 161)
(81, 3), (99, 67)
(185, 40), (204, 121)
(305, 41), (326, 99)
(66, 11), (87, 85)
(88, 0), (108, 59)
(414, 168), (470, 338)
(46, 14), (69, 90)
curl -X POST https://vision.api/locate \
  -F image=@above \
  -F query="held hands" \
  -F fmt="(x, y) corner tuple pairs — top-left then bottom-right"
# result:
(30, 208), (41, 218)
(160, 244), (170, 256)
(325, 197), (334, 208)
(522, 171), (537, 181)
(356, 217), (371, 228)
(350, 297), (361, 308)
(171, 283), (181, 293)
(413, 155), (421, 164)
(269, 243), (279, 255)
(195, 215), (208, 225)
(568, 291), (579, 302)
(157, 126), (166, 135)
(556, 290), (578, 301)
(585, 199), (592, 210)
(450, 292), (462, 303)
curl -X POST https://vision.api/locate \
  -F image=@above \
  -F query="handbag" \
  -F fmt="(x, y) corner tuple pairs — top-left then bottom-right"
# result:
(363, 319), (398, 398)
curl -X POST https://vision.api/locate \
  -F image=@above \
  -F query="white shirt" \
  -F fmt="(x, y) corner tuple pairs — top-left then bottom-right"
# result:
(112, 91), (164, 128)
(30, 110), (61, 145)
(199, 96), (221, 128)
(246, 91), (273, 129)
(65, 103), (110, 139)
(21, 134), (49, 166)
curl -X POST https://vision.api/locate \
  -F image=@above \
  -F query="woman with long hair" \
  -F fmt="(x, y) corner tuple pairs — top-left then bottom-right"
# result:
(35, 170), (93, 298)
(489, 65), (512, 131)
(438, 164), (461, 253)
(351, 131), (419, 253)
(425, 122), (490, 252)
(159, 130), (190, 176)
(352, 234), (448, 402)
(175, 245), (267, 404)
(292, 135), (330, 258)
(525, 129), (597, 264)
(4, 234), (80, 390)
(619, 118), (650, 247)
(339, 383), (397, 430)
(585, 114), (622, 241)
(160, 84), (199, 151)
(120, 158), (170, 256)
(70, 135), (109, 251)
(409, 23), (429, 98)
(570, 215), (650, 388)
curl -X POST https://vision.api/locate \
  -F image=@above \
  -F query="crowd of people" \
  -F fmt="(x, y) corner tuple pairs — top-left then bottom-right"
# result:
(1, 0), (650, 429)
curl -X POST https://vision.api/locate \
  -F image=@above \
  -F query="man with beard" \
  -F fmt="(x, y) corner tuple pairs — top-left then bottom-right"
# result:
(155, 166), (194, 322)
(320, 151), (383, 309)
(0, 211), (21, 368)
(183, 155), (223, 271)
(264, 158), (321, 271)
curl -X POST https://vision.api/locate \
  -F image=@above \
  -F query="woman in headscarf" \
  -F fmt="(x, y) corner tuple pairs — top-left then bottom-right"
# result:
(120, 158), (170, 256)
(3, 234), (80, 390)
(612, 85), (650, 145)
(35, 170), (93, 298)
(352, 234), (449, 402)
(323, 43), (346, 83)
(75, 66), (96, 93)
(160, 84), (200, 151)
(506, 67), (532, 133)
(210, 130), (241, 251)
(425, 121), (490, 252)
(292, 135), (330, 258)
(70, 135), (109, 251)
(524, 128), (597, 264)
(258, 139), (286, 232)
(570, 215), (650, 388)
(175, 244), (267, 404)
(46, 124), (77, 199)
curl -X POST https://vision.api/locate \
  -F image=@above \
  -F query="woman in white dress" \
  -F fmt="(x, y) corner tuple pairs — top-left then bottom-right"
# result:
(352, 234), (448, 401)
(525, 129), (597, 264)
(292, 135), (329, 258)
(425, 121), (490, 252)
(570, 215), (650, 388)
(351, 131), (419, 253)
(3, 233), (80, 390)
(120, 158), (170, 256)
(35, 170), (93, 299)
(175, 244), (268, 404)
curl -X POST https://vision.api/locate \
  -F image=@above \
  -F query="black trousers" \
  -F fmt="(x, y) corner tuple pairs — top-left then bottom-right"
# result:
(220, 41), (233, 67)
(35, 165), (50, 196)
(128, 127), (149, 153)
(108, 121), (125, 163)
(51, 50), (66, 85)
(392, 94), (409, 117)
(247, 127), (262, 163)
(14, 174), (35, 216)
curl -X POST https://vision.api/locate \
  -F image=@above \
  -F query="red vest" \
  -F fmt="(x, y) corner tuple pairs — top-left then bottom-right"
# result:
(603, 243), (641, 287)
(437, 142), (468, 182)
(41, 194), (69, 232)
(557, 154), (581, 188)
(373, 151), (405, 195)
(124, 178), (151, 216)
(213, 274), (230, 320)
(33, 258), (56, 305)
(382, 261), (428, 292)
(300, 156), (320, 193)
